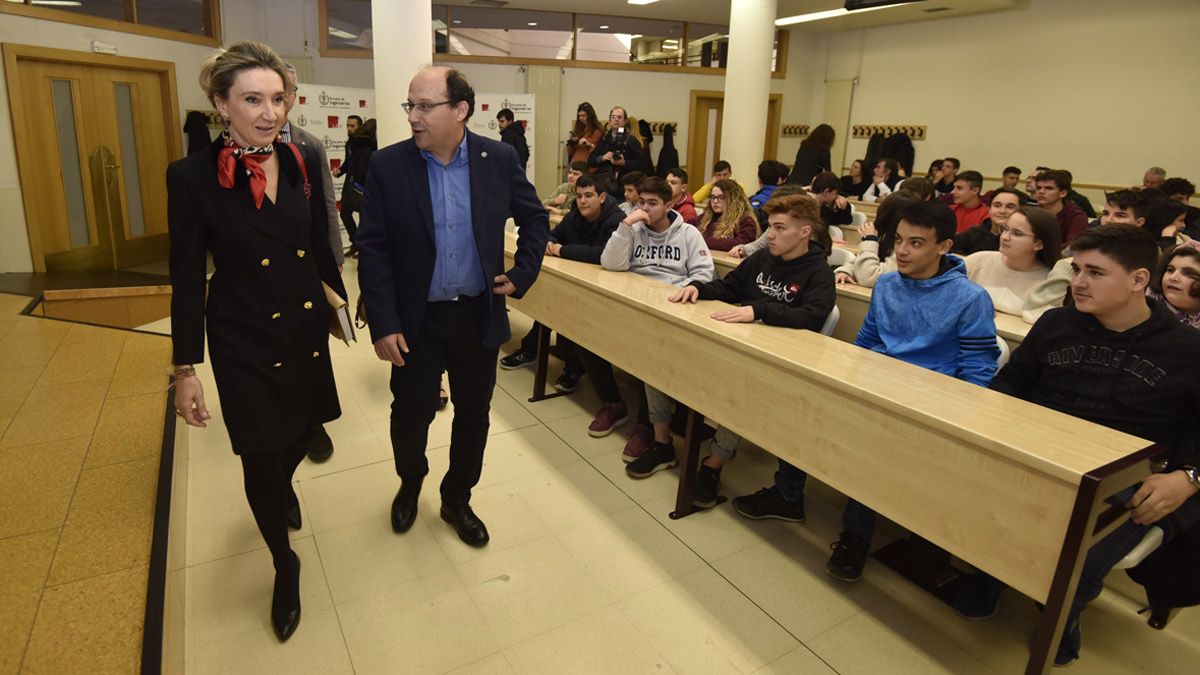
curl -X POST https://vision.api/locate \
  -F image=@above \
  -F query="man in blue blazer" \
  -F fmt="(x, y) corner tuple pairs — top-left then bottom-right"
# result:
(356, 67), (549, 547)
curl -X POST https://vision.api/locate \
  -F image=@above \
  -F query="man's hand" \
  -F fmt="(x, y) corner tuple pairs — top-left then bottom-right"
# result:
(834, 196), (848, 209)
(546, 242), (562, 257)
(1129, 471), (1199, 525)
(624, 209), (649, 225)
(835, 271), (855, 285)
(174, 375), (211, 428)
(374, 333), (410, 366)
(493, 274), (517, 296)
(552, 193), (568, 205)
(710, 306), (755, 323)
(669, 286), (699, 304)
(729, 245), (745, 259)
(859, 220), (877, 237)
(602, 151), (614, 163)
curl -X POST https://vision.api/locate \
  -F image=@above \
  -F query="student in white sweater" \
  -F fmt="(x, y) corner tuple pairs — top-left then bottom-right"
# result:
(963, 206), (1061, 315)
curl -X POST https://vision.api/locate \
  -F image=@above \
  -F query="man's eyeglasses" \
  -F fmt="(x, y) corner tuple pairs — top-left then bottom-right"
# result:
(402, 100), (453, 114)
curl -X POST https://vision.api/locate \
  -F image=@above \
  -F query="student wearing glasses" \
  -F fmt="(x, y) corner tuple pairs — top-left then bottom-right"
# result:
(963, 206), (1061, 315)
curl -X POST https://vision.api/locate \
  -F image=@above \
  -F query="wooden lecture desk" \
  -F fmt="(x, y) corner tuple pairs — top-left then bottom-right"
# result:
(503, 233), (1156, 674)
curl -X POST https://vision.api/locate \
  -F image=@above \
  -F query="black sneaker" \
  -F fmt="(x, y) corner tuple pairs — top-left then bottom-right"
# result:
(553, 370), (583, 393)
(499, 351), (536, 369)
(692, 464), (722, 508)
(626, 441), (677, 478)
(731, 486), (805, 522)
(826, 531), (869, 582)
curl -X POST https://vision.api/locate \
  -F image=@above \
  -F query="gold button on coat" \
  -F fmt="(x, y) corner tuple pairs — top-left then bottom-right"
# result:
(296, 249), (305, 258)
(271, 312), (281, 319)
(260, 258), (270, 267)
(272, 362), (282, 368)
(312, 351), (320, 358)
(303, 301), (314, 309)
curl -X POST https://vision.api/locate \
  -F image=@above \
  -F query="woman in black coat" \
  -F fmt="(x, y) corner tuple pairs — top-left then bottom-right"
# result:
(788, 123), (835, 186)
(168, 41), (345, 643)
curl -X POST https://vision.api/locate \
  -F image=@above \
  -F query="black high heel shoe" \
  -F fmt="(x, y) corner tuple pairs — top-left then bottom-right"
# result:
(1147, 606), (1171, 630)
(271, 551), (302, 642)
(286, 503), (302, 530)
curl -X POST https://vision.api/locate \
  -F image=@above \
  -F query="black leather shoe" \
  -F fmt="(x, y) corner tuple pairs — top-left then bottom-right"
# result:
(390, 479), (423, 533)
(440, 502), (490, 547)
(271, 552), (301, 642)
(307, 425), (334, 462)
(1148, 606), (1171, 630)
(286, 504), (302, 530)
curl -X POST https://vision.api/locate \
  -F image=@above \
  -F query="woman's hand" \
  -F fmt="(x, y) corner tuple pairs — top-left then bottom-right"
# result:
(174, 374), (210, 427)
(835, 272), (855, 285)
(859, 219), (877, 237)
(729, 245), (744, 259)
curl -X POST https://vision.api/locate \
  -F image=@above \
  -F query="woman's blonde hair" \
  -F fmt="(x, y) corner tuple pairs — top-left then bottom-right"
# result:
(700, 179), (754, 239)
(199, 40), (289, 107)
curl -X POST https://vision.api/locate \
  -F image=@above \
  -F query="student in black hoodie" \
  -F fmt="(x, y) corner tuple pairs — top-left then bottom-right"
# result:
(952, 224), (1200, 667)
(496, 108), (529, 169)
(499, 175), (623, 391)
(667, 193), (836, 508)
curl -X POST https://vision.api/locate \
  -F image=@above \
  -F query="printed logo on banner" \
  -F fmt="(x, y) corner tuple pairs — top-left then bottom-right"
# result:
(481, 103), (490, 111)
(297, 113), (308, 128)
(328, 115), (340, 128)
(323, 136), (332, 150)
(319, 91), (328, 106)
(299, 96), (307, 105)
(359, 100), (367, 108)
(330, 159), (342, 172)
(317, 90), (352, 109)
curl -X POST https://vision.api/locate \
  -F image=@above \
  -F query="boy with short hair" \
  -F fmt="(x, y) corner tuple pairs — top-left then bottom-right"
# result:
(934, 157), (960, 196)
(665, 167), (700, 226)
(982, 165), (1022, 205)
(950, 170), (989, 233)
(953, 224), (1200, 667)
(617, 171), (645, 216)
(810, 171), (853, 226)
(583, 177), (714, 439)
(656, 194), (836, 501)
(542, 161), (589, 215)
(826, 200), (1000, 583)
(693, 160), (747, 203)
(1034, 169), (1089, 246)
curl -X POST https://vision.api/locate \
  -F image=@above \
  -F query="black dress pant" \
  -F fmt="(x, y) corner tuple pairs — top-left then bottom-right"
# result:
(339, 203), (358, 244)
(389, 297), (499, 504)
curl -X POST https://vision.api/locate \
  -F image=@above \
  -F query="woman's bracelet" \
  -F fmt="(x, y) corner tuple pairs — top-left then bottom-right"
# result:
(173, 365), (196, 379)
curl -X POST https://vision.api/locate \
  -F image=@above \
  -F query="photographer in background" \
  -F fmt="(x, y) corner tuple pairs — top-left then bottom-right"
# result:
(589, 106), (644, 181)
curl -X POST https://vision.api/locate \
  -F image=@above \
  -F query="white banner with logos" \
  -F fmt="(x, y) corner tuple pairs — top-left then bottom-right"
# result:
(291, 83), (375, 204)
(469, 93), (536, 183)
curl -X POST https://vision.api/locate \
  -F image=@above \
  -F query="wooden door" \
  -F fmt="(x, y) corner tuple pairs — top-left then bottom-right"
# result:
(687, 91), (782, 188)
(7, 47), (176, 272)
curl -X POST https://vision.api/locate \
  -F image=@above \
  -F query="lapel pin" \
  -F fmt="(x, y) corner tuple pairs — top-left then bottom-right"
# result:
(481, 151), (488, 158)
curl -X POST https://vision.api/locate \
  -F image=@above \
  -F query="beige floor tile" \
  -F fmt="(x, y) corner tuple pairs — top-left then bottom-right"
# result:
(0, 379), (109, 449)
(59, 321), (129, 346)
(590, 448), (682, 506)
(0, 437), (89, 539)
(556, 505), (707, 604)
(107, 349), (171, 399)
(0, 330), (64, 371)
(0, 415), (10, 439)
(0, 529), (59, 674)
(314, 512), (454, 605)
(642, 491), (800, 562)
(120, 330), (172, 355)
(0, 365), (42, 418)
(337, 569), (500, 674)
(473, 424), (582, 489)
(425, 476), (558, 566)
(617, 565), (800, 674)
(47, 456), (157, 585)
(503, 605), (675, 674)
(507, 458), (636, 532)
(751, 647), (838, 674)
(36, 338), (124, 387)
(23, 565), (147, 674)
(446, 651), (515, 675)
(84, 391), (166, 467)
(455, 535), (613, 647)
(188, 614), (354, 675)
(0, 292), (32, 314)
(300, 456), (402, 535)
(5, 316), (70, 339)
(185, 536), (335, 648)
(543, 411), (633, 460)
(293, 410), (392, 482)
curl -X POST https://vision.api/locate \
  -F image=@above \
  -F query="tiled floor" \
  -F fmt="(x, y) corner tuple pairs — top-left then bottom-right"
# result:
(0, 292), (171, 673)
(176, 267), (1200, 675)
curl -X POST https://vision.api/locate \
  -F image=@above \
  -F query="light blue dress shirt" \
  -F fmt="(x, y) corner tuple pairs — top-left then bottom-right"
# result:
(423, 134), (486, 301)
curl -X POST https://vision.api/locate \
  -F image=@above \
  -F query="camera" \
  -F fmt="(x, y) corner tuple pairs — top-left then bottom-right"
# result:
(609, 126), (629, 162)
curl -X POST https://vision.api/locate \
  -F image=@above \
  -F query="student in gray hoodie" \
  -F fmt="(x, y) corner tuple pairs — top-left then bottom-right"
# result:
(591, 176), (715, 461)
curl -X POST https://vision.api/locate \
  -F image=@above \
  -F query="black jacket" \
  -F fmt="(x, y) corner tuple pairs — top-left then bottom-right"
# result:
(992, 301), (1200, 533)
(788, 146), (831, 186)
(821, 201), (852, 226)
(690, 244), (836, 330)
(550, 194), (623, 264)
(589, 129), (644, 178)
(499, 123), (530, 169)
(953, 220), (1000, 255)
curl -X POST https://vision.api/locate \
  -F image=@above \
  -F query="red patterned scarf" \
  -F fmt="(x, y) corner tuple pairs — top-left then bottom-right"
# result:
(217, 129), (276, 209)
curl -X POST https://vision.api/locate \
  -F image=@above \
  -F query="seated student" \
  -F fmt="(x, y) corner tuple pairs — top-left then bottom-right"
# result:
(953, 187), (1023, 256)
(810, 171), (853, 227)
(950, 170), (990, 233)
(833, 190), (924, 287)
(952, 224), (1200, 667)
(692, 160), (747, 204)
(840, 159), (869, 199)
(749, 160), (789, 213)
(1022, 188), (1153, 323)
(587, 177), (714, 439)
(1148, 240), (1200, 328)
(697, 179), (758, 252)
(1034, 169), (1089, 247)
(543, 161), (588, 215)
(499, 175), (625, 388)
(982, 166), (1022, 205)
(934, 157), (960, 196)
(827, 201), (1000, 583)
(659, 194), (837, 501)
(893, 176), (934, 202)
(861, 158), (901, 203)
(1024, 166), (1049, 205)
(1060, 169), (1097, 218)
(1144, 195), (1191, 250)
(1141, 166), (1167, 190)
(617, 171), (645, 216)
(925, 158), (944, 182)
(665, 167), (700, 226)
(1160, 177), (1200, 232)
(964, 206), (1061, 315)
(728, 184), (811, 259)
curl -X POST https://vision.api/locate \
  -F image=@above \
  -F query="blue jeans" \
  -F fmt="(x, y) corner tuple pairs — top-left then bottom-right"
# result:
(775, 460), (808, 502)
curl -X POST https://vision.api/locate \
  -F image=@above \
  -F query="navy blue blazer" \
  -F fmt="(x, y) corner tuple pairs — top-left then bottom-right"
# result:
(356, 129), (549, 349)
